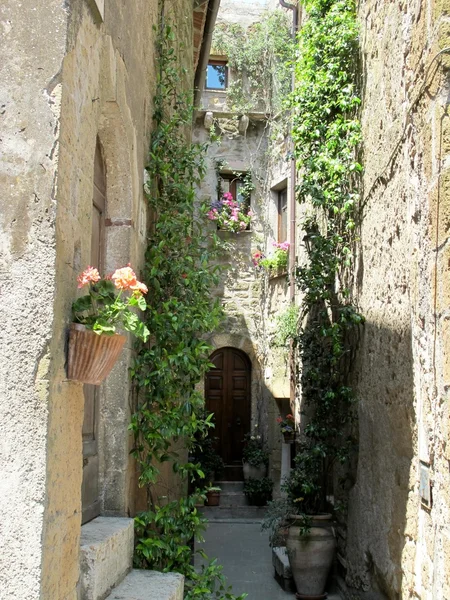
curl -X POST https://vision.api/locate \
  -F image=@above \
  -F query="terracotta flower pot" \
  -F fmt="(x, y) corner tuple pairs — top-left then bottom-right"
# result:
(68, 323), (126, 385)
(205, 490), (220, 506)
(286, 514), (335, 598)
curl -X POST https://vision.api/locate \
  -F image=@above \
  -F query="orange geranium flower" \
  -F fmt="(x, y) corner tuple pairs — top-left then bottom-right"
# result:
(131, 281), (148, 295)
(77, 266), (101, 288)
(111, 266), (137, 290)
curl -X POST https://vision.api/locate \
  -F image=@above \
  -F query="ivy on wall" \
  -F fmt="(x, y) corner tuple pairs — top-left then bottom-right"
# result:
(292, 0), (363, 488)
(212, 11), (294, 115)
(130, 21), (245, 600)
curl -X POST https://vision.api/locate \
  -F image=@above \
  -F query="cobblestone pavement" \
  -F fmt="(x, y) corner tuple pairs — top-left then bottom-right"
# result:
(196, 521), (342, 600)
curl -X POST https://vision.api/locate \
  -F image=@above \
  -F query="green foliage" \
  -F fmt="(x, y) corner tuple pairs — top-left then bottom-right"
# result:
(130, 22), (223, 488)
(273, 305), (299, 347)
(191, 435), (225, 482)
(243, 477), (274, 506)
(212, 11), (294, 114)
(73, 271), (150, 341)
(135, 496), (246, 600)
(260, 248), (288, 273)
(289, 0), (363, 524)
(130, 23), (244, 600)
(242, 430), (269, 467)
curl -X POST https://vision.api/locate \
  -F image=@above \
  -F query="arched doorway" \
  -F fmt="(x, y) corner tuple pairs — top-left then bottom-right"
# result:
(205, 347), (251, 480)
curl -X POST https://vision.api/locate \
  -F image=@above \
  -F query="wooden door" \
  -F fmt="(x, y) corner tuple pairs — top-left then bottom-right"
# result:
(205, 348), (251, 469)
(82, 140), (106, 524)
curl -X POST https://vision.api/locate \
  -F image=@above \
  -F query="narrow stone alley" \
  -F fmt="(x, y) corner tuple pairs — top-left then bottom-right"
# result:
(198, 520), (343, 600)
(198, 480), (342, 600)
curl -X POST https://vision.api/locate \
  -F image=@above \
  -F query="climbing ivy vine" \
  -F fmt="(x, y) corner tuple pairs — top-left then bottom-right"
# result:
(212, 11), (294, 115)
(130, 21), (245, 600)
(292, 0), (363, 491)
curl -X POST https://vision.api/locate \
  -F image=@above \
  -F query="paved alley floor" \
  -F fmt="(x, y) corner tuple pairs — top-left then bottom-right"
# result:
(196, 521), (342, 600)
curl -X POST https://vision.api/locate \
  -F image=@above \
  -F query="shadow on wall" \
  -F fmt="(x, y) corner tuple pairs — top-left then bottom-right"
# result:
(342, 319), (416, 600)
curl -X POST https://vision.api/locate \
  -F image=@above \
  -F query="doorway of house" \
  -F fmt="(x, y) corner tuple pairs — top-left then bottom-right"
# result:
(81, 139), (105, 524)
(205, 347), (251, 480)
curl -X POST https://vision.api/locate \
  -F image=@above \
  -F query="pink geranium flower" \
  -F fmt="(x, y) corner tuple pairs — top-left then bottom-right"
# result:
(77, 266), (101, 288)
(112, 266), (138, 290)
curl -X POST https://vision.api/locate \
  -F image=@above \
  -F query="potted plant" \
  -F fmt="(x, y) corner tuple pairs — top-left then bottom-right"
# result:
(68, 265), (150, 385)
(207, 191), (253, 233)
(242, 428), (269, 480)
(259, 241), (290, 275)
(191, 434), (224, 506)
(243, 477), (273, 506)
(277, 413), (295, 444)
(263, 443), (336, 598)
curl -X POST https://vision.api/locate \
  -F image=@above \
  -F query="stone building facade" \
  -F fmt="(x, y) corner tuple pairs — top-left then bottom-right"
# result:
(341, 0), (450, 598)
(0, 0), (217, 598)
(194, 0), (295, 488)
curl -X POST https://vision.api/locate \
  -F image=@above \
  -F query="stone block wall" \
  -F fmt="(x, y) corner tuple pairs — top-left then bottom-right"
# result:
(0, 0), (196, 597)
(340, 0), (450, 597)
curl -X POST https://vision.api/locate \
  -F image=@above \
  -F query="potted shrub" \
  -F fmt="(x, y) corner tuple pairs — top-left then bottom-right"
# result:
(259, 241), (289, 275)
(243, 477), (273, 506)
(263, 443), (336, 598)
(277, 413), (295, 444)
(191, 434), (224, 506)
(207, 191), (253, 233)
(68, 265), (149, 385)
(242, 429), (269, 480)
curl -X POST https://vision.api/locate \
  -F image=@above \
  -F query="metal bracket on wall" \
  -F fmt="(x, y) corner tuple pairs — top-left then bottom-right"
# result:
(419, 461), (432, 508)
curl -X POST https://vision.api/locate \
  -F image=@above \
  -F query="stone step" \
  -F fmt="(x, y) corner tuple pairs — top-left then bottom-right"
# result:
(215, 480), (244, 493)
(219, 491), (247, 506)
(200, 505), (268, 520)
(80, 516), (134, 600)
(106, 570), (184, 600)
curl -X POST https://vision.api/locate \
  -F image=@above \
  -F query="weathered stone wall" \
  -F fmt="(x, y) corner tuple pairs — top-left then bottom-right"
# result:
(0, 1), (69, 598)
(0, 0), (195, 597)
(341, 0), (450, 597)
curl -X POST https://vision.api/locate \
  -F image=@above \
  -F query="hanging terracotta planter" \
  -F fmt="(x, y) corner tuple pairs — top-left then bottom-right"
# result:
(67, 323), (126, 385)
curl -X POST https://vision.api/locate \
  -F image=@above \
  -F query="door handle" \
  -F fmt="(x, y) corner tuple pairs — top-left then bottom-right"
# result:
(236, 417), (241, 426)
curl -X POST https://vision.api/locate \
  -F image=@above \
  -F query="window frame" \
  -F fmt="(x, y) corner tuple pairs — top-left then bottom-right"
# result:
(277, 187), (288, 243)
(218, 172), (251, 231)
(205, 60), (228, 91)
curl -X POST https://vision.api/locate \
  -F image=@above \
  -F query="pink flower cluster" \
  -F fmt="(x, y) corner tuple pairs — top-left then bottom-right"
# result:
(252, 250), (264, 267)
(273, 241), (290, 251)
(77, 265), (148, 296)
(208, 192), (253, 233)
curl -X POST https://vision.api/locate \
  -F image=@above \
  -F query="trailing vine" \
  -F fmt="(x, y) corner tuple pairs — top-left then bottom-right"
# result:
(130, 21), (245, 600)
(292, 0), (363, 494)
(212, 11), (293, 115)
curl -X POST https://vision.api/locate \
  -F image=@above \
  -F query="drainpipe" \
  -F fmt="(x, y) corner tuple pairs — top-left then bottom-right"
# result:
(279, 0), (299, 439)
(194, 0), (222, 112)
(279, 0), (298, 305)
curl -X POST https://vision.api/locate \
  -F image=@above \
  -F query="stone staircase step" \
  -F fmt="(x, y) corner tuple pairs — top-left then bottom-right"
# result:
(219, 491), (247, 506)
(80, 516), (134, 600)
(215, 480), (244, 493)
(200, 505), (268, 520)
(107, 570), (184, 600)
